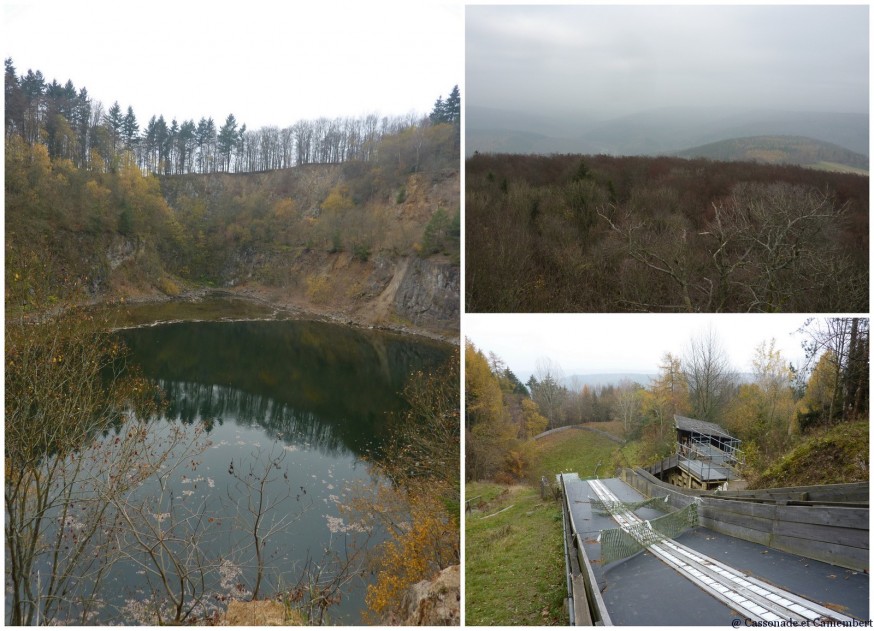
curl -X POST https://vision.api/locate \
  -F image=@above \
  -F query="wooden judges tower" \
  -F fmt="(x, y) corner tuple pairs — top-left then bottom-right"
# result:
(647, 415), (744, 490)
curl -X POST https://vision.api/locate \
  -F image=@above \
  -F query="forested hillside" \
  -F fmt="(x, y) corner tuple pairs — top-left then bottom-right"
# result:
(675, 135), (868, 173)
(5, 59), (460, 335)
(5, 58), (460, 176)
(467, 153), (867, 313)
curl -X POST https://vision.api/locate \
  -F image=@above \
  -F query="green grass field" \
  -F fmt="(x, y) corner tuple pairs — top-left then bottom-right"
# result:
(465, 428), (623, 625)
(465, 483), (566, 625)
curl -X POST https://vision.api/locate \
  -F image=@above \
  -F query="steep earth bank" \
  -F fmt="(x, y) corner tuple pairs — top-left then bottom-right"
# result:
(85, 166), (460, 341)
(103, 247), (459, 342)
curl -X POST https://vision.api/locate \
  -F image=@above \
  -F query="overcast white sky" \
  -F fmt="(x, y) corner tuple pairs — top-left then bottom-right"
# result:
(467, 4), (869, 119)
(465, 314), (824, 383)
(3, 1), (463, 130)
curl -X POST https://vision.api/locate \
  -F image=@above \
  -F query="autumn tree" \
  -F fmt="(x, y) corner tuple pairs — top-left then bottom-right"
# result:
(360, 350), (459, 623)
(465, 341), (514, 481)
(528, 357), (567, 429)
(751, 339), (797, 440)
(796, 351), (841, 431)
(684, 327), (737, 423)
(380, 349), (460, 495)
(798, 318), (869, 426)
(726, 339), (797, 464)
(615, 380), (644, 435)
(5, 250), (160, 625)
(642, 353), (689, 440)
(520, 398), (548, 439)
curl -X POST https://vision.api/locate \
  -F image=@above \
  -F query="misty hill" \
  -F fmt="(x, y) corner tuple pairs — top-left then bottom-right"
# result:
(466, 106), (868, 158)
(675, 136), (868, 173)
(557, 372), (756, 390)
(563, 374), (656, 389)
(466, 105), (599, 139)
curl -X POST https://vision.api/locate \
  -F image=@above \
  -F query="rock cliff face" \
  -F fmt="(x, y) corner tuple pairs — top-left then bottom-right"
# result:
(216, 250), (459, 338)
(394, 257), (460, 328)
(106, 235), (147, 271)
(222, 599), (296, 626)
(394, 565), (461, 626)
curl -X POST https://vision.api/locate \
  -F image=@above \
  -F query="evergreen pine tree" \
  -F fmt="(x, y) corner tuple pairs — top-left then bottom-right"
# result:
(122, 106), (139, 149)
(445, 84), (460, 123)
(429, 95), (446, 124)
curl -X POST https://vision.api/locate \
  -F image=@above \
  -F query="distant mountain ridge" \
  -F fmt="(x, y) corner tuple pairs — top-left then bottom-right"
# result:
(520, 372), (757, 390)
(562, 374), (656, 389)
(675, 135), (868, 173)
(466, 105), (868, 159)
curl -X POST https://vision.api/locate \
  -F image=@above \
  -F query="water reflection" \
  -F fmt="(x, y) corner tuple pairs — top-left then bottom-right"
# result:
(158, 380), (351, 456)
(120, 319), (451, 455)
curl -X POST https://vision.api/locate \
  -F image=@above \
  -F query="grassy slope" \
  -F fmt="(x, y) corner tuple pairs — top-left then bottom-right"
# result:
(748, 421), (869, 489)
(532, 428), (622, 481)
(465, 483), (566, 625)
(811, 161), (870, 176)
(465, 430), (622, 625)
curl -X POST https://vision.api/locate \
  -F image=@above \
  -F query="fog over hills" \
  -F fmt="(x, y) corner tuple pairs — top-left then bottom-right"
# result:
(466, 105), (869, 161)
(468, 5), (867, 161)
(512, 372), (658, 390)
(511, 372), (758, 391)
(561, 373), (656, 390)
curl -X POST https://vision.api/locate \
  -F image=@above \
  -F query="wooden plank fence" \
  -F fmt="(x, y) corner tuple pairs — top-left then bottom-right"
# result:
(622, 468), (869, 572)
(710, 481), (869, 504)
(559, 474), (612, 626)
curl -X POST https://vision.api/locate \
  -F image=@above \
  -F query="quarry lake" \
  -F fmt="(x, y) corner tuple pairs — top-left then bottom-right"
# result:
(95, 316), (451, 624)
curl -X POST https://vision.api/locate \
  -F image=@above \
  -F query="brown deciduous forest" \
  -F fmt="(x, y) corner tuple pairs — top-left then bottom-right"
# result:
(466, 153), (868, 312)
(5, 59), (460, 304)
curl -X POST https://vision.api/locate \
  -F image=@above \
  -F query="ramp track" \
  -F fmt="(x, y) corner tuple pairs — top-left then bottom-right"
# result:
(587, 478), (855, 624)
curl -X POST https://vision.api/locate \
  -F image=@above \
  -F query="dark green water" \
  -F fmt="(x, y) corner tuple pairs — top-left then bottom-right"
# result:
(119, 319), (450, 456)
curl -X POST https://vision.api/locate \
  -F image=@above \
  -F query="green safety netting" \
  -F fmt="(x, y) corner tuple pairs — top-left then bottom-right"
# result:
(589, 495), (671, 515)
(598, 503), (699, 564)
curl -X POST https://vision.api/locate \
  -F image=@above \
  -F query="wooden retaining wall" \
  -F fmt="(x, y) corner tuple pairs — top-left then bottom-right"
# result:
(711, 481), (869, 504)
(559, 474), (612, 626)
(621, 468), (869, 572)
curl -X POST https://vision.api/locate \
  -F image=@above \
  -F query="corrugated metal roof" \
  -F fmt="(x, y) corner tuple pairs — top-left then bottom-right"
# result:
(674, 415), (737, 440)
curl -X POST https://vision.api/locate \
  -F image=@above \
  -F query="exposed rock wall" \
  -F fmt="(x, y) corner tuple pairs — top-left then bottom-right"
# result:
(395, 565), (461, 626)
(394, 257), (459, 327)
